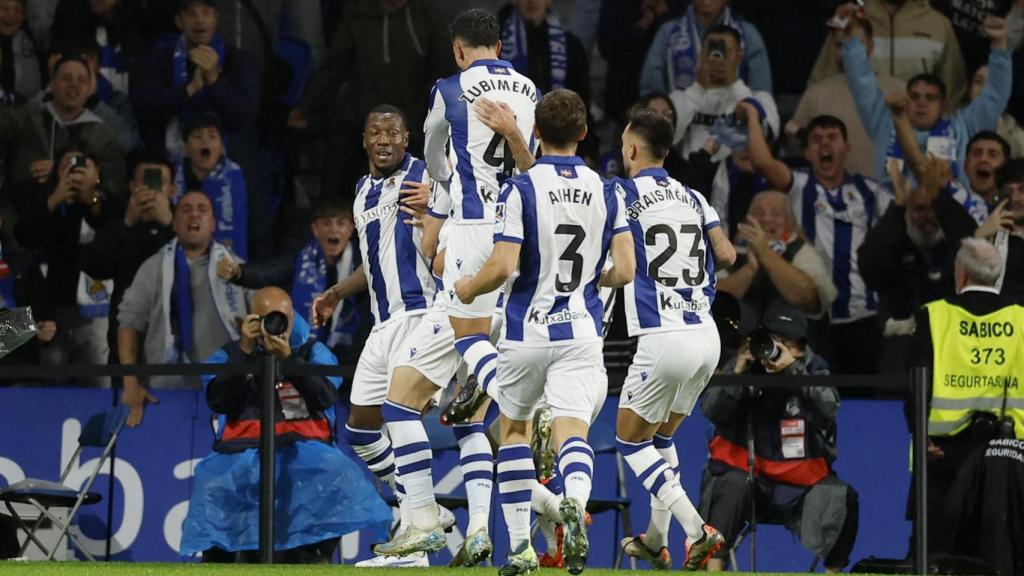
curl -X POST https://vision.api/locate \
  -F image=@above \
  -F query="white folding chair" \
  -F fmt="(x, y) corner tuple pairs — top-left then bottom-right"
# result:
(0, 405), (129, 560)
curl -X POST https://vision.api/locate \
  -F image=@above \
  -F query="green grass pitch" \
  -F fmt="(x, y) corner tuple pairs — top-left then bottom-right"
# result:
(0, 563), (884, 576)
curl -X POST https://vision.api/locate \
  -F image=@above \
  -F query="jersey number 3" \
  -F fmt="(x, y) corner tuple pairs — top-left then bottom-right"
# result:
(646, 224), (705, 287)
(555, 224), (586, 292)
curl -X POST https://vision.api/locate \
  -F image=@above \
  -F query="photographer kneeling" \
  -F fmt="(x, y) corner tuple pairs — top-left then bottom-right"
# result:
(699, 302), (859, 572)
(180, 287), (391, 563)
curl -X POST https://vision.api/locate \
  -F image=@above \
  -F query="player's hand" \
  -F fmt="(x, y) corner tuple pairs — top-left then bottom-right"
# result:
(261, 327), (292, 360)
(312, 291), (339, 328)
(400, 181), (430, 209)
(36, 320), (57, 343)
(474, 98), (518, 137)
(919, 155), (952, 198)
(216, 256), (241, 282)
(454, 276), (476, 304)
(984, 16), (1008, 49)
(885, 91), (909, 117)
(240, 314), (262, 355)
(974, 199), (1013, 239)
(122, 376), (159, 428)
(31, 159), (54, 183)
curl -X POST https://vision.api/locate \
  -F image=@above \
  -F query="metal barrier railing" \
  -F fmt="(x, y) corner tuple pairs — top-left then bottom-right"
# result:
(0, 362), (929, 572)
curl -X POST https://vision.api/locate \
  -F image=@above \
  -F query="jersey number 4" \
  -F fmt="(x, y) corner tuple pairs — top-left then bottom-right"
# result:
(646, 224), (706, 287)
(483, 133), (516, 179)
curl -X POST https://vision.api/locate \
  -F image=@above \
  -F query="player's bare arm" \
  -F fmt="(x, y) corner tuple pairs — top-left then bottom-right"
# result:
(600, 231), (637, 288)
(707, 226), (737, 267)
(312, 264), (368, 327)
(454, 241), (521, 304)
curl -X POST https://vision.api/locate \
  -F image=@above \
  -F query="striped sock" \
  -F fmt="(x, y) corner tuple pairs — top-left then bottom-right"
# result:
(558, 437), (594, 506)
(454, 423), (493, 534)
(395, 477), (411, 529)
(645, 433), (678, 550)
(382, 401), (438, 530)
(454, 334), (498, 396)
(497, 444), (536, 550)
(618, 436), (703, 540)
(343, 424), (396, 488)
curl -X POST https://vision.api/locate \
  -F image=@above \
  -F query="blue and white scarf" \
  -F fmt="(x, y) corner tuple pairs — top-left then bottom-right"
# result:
(500, 9), (567, 90)
(666, 6), (747, 91)
(885, 118), (959, 180)
(174, 156), (248, 260)
(291, 240), (361, 348)
(160, 239), (245, 362)
(96, 26), (128, 102)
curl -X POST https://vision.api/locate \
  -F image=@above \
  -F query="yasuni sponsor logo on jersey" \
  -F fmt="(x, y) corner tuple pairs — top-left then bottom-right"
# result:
(355, 202), (398, 226)
(526, 307), (592, 325)
(459, 78), (538, 103)
(627, 187), (704, 220)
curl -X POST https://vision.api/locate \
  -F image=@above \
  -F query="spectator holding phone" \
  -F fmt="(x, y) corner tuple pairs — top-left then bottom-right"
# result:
(12, 141), (112, 383)
(80, 156), (177, 363)
(974, 158), (1024, 304)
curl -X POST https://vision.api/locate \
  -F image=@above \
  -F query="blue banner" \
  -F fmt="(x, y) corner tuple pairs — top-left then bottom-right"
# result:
(0, 388), (910, 569)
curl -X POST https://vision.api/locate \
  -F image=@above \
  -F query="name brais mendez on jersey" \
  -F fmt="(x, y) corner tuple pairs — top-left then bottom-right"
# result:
(624, 182), (706, 221)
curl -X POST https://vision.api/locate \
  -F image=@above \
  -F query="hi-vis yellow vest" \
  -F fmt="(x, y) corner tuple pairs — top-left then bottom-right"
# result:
(927, 299), (1024, 439)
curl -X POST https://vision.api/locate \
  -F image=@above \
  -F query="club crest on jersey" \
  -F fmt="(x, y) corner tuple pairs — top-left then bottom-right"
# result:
(386, 177), (397, 189)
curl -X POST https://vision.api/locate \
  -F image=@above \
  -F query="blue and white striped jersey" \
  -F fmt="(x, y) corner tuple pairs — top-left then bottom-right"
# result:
(495, 156), (628, 345)
(617, 169), (721, 336)
(788, 170), (890, 323)
(353, 154), (436, 324)
(424, 59), (538, 223)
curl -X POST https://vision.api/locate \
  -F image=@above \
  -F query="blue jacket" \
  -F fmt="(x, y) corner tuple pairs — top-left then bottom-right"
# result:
(843, 37), (1011, 183)
(640, 14), (771, 95)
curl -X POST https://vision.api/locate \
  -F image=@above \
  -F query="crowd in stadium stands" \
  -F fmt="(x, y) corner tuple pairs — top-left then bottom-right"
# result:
(0, 0), (1021, 570)
(0, 0), (1020, 382)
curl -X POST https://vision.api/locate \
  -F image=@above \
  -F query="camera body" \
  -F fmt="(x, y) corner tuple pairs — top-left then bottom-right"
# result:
(68, 154), (88, 172)
(143, 167), (163, 191)
(707, 38), (727, 61)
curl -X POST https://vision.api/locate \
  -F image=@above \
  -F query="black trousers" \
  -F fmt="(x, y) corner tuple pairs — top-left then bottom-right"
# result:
(703, 468), (859, 568)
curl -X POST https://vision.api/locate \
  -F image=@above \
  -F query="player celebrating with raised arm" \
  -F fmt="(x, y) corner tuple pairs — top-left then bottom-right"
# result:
(422, 8), (539, 425)
(458, 89), (635, 575)
(612, 109), (735, 571)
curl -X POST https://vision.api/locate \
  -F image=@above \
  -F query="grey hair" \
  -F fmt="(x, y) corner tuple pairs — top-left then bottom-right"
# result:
(956, 238), (1002, 287)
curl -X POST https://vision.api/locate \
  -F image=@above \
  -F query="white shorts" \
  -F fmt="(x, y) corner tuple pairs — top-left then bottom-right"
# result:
(351, 314), (424, 406)
(394, 310), (460, 388)
(494, 340), (606, 423)
(444, 223), (501, 319)
(620, 326), (720, 424)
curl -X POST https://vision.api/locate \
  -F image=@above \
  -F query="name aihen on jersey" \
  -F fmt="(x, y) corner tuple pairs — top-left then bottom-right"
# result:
(618, 169), (720, 335)
(424, 59), (538, 223)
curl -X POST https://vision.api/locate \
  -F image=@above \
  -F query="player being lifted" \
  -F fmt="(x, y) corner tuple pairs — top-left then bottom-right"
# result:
(422, 8), (539, 425)
(613, 109), (735, 570)
(460, 89), (634, 575)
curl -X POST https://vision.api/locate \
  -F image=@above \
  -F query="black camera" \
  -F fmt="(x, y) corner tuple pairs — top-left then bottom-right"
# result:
(749, 328), (782, 363)
(68, 154), (87, 172)
(707, 38), (727, 61)
(261, 311), (289, 337)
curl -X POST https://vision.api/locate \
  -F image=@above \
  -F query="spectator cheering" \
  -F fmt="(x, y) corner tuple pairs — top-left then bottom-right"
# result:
(180, 287), (392, 563)
(641, 0), (771, 94)
(131, 0), (260, 167)
(974, 159), (1024, 304)
(173, 111), (248, 260)
(742, 109), (890, 374)
(117, 191), (248, 426)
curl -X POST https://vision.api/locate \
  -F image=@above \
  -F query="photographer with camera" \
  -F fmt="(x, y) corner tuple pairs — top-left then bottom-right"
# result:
(699, 302), (859, 572)
(180, 286), (392, 563)
(12, 140), (113, 384)
(117, 190), (250, 426)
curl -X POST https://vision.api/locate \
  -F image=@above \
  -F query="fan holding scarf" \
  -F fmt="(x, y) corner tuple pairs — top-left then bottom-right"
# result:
(118, 191), (250, 428)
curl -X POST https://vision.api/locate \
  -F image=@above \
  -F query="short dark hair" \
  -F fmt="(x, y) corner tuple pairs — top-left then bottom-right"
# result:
(907, 73), (946, 100)
(130, 151), (173, 175)
(312, 197), (354, 221)
(705, 24), (742, 49)
(631, 91), (677, 117)
(996, 158), (1024, 189)
(802, 114), (848, 146)
(53, 139), (99, 169)
(627, 108), (674, 160)
(366, 104), (408, 129)
(535, 89), (587, 148)
(451, 9), (500, 48)
(967, 130), (1011, 160)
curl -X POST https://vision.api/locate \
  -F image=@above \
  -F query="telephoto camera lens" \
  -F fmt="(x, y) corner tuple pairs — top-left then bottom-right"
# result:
(261, 311), (289, 337)
(749, 329), (782, 363)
